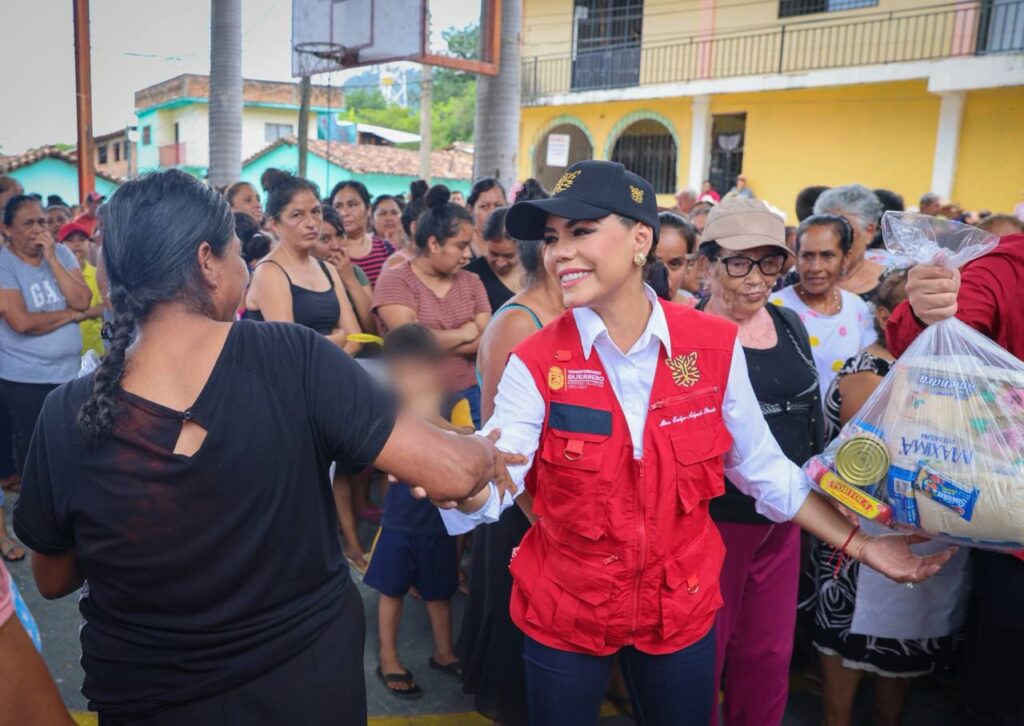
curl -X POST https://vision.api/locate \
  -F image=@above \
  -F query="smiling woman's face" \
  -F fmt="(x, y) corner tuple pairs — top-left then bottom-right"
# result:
(542, 214), (648, 310)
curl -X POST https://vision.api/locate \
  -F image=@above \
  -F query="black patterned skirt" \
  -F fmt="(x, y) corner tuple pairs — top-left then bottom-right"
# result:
(811, 540), (952, 677)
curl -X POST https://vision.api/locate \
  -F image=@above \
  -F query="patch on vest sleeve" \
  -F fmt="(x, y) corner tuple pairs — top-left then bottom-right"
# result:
(549, 402), (613, 436)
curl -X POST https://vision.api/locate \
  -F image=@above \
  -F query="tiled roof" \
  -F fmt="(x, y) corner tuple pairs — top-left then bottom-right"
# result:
(244, 136), (473, 181)
(0, 145), (123, 184)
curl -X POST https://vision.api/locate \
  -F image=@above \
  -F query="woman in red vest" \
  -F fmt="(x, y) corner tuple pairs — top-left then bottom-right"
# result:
(438, 161), (954, 725)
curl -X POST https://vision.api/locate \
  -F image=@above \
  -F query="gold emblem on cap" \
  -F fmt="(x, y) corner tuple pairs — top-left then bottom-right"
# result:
(835, 435), (890, 486)
(553, 171), (581, 195)
(666, 352), (700, 387)
(548, 365), (566, 391)
(630, 185), (644, 204)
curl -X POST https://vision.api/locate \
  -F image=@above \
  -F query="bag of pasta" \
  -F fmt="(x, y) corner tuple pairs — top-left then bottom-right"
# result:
(803, 212), (1024, 550)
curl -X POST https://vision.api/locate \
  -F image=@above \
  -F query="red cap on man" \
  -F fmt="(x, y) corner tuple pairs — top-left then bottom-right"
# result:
(85, 191), (105, 204)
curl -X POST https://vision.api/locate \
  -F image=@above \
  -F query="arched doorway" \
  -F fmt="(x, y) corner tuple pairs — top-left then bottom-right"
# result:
(533, 124), (594, 192)
(610, 119), (678, 194)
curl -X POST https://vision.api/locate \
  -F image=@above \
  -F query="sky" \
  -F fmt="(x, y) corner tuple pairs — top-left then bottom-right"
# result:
(0, 0), (473, 155)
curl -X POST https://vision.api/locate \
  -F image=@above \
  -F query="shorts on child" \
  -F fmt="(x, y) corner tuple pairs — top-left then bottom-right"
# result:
(363, 528), (458, 602)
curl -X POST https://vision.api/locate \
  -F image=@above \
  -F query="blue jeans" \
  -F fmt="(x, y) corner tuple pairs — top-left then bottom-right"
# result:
(457, 384), (482, 429)
(523, 628), (716, 726)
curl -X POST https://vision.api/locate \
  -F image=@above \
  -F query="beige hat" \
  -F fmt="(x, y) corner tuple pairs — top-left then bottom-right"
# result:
(700, 198), (789, 254)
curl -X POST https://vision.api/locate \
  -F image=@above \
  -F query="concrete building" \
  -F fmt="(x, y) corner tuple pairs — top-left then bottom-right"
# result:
(94, 128), (136, 180)
(134, 74), (344, 178)
(519, 0), (1024, 217)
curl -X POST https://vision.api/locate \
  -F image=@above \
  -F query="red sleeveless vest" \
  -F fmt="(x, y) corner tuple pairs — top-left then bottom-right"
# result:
(508, 300), (737, 655)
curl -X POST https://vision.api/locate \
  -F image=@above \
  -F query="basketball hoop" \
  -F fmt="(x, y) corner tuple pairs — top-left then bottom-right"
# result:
(294, 41), (357, 75)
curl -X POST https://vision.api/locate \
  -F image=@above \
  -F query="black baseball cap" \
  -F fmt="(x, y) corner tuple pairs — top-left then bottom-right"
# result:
(505, 160), (660, 243)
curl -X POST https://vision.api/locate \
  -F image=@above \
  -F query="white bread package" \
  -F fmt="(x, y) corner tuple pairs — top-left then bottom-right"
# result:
(804, 213), (1024, 550)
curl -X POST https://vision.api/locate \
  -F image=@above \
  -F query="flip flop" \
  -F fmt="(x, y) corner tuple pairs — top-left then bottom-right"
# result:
(429, 656), (464, 681)
(0, 537), (25, 562)
(376, 666), (423, 700)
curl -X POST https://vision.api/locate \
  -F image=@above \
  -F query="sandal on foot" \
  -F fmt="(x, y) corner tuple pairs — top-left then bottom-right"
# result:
(376, 666), (423, 700)
(429, 656), (464, 681)
(0, 537), (26, 562)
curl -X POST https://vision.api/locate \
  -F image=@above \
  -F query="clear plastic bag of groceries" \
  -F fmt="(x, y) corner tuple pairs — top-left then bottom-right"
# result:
(802, 212), (1024, 550)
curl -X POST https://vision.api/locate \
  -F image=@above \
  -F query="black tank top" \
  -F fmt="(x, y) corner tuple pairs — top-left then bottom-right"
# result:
(243, 259), (340, 336)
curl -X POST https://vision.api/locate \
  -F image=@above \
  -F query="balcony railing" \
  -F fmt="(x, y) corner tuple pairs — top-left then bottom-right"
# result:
(158, 142), (187, 167)
(522, 1), (1024, 101)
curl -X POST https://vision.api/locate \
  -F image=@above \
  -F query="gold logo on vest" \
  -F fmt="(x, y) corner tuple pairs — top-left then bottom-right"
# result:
(553, 171), (581, 194)
(666, 352), (701, 387)
(547, 365), (566, 391)
(629, 185), (644, 204)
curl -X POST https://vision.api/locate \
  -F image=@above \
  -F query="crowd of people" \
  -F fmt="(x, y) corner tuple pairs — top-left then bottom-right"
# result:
(0, 162), (1021, 725)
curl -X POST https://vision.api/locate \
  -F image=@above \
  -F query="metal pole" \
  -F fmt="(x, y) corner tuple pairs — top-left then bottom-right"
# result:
(297, 76), (311, 178)
(73, 0), (96, 204)
(419, 64), (432, 184)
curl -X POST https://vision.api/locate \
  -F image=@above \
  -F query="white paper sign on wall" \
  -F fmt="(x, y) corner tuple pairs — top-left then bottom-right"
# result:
(546, 134), (571, 167)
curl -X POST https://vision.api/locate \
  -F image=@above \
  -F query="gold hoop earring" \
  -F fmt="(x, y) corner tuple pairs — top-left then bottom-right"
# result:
(633, 253), (647, 267)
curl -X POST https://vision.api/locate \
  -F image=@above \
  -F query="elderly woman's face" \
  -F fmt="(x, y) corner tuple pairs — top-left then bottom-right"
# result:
(707, 244), (784, 319)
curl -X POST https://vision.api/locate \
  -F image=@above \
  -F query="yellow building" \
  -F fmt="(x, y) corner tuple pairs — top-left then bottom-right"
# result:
(518, 0), (1024, 219)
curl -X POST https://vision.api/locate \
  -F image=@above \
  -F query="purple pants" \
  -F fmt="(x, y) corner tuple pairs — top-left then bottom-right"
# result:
(711, 521), (800, 726)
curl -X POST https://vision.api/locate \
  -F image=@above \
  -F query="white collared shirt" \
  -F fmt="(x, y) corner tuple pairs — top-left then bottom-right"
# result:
(440, 287), (812, 534)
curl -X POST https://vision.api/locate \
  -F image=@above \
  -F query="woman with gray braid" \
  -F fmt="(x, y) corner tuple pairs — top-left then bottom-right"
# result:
(10, 169), (518, 724)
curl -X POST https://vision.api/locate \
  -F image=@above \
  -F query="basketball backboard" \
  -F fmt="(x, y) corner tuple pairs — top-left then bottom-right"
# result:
(291, 0), (501, 77)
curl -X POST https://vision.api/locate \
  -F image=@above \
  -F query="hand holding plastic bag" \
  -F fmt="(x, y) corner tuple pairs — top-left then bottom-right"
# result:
(804, 213), (1024, 550)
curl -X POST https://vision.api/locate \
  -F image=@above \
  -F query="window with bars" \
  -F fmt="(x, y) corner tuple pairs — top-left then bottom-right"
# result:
(610, 119), (677, 195)
(265, 123), (294, 142)
(571, 0), (644, 91)
(97, 145), (108, 165)
(708, 113), (746, 197)
(778, 0), (877, 19)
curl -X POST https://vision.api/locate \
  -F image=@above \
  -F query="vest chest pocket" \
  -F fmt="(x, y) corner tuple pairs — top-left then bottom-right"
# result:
(536, 403), (613, 541)
(653, 390), (733, 513)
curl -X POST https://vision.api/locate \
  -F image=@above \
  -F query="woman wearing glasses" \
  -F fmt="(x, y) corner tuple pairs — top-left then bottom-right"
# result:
(656, 212), (701, 306)
(696, 199), (824, 725)
(769, 215), (877, 401)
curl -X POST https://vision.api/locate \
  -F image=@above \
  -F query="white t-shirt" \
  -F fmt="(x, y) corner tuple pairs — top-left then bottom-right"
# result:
(769, 285), (877, 401)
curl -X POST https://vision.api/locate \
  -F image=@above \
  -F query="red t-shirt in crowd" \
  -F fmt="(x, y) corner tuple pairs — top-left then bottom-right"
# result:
(74, 212), (98, 237)
(372, 262), (490, 391)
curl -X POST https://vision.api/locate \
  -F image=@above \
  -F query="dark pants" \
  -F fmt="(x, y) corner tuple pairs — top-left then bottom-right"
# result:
(0, 380), (58, 475)
(962, 551), (1024, 725)
(523, 628), (716, 726)
(98, 583), (367, 726)
(0, 400), (14, 478)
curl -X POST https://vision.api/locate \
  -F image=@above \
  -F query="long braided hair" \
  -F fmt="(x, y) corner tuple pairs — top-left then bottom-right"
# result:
(78, 170), (235, 440)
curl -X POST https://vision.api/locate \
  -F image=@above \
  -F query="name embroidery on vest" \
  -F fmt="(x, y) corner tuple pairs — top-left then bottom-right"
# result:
(666, 352), (701, 387)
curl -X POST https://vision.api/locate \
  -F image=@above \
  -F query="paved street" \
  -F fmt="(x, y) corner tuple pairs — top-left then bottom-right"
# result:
(3, 493), (957, 725)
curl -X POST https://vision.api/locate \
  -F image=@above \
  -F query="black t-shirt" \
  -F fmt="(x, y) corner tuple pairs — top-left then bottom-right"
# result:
(709, 305), (824, 524)
(465, 256), (514, 312)
(13, 320), (396, 719)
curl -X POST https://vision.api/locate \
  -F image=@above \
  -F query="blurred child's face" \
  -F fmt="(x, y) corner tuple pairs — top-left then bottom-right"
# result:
(388, 358), (443, 417)
(63, 231), (91, 262)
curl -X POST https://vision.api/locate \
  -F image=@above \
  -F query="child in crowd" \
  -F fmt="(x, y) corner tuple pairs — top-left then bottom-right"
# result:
(363, 323), (473, 699)
(57, 222), (106, 356)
